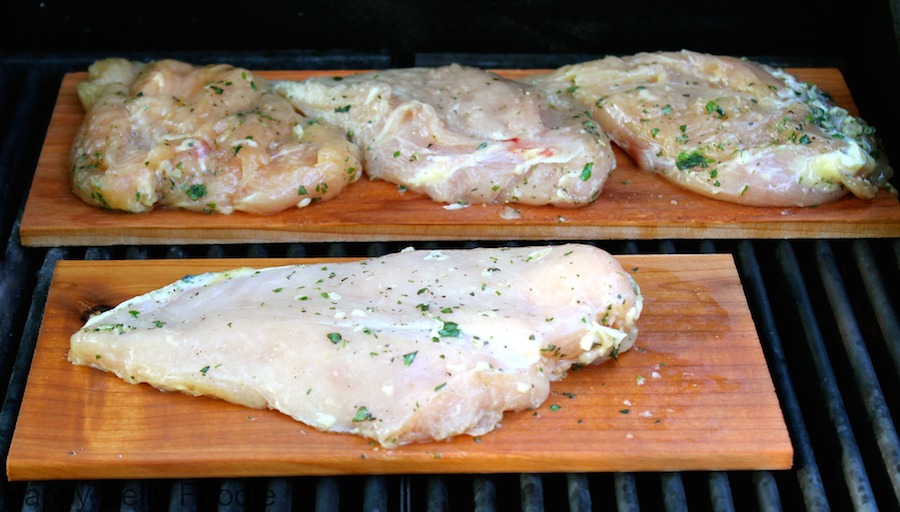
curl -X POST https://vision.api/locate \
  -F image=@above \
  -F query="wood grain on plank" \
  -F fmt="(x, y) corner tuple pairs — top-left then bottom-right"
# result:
(7, 254), (792, 480)
(19, 68), (900, 246)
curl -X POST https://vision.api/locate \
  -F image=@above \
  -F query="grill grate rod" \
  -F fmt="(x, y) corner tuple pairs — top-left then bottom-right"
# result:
(0, 68), (44, 248)
(519, 473), (544, 512)
(752, 472), (784, 512)
(566, 473), (591, 511)
(426, 476), (448, 512)
(777, 241), (877, 511)
(852, 240), (900, 382)
(815, 240), (900, 503)
(473, 476), (496, 512)
(615, 473), (640, 512)
(708, 472), (736, 512)
(363, 475), (388, 511)
(0, 247), (65, 512)
(315, 477), (340, 512)
(737, 240), (829, 511)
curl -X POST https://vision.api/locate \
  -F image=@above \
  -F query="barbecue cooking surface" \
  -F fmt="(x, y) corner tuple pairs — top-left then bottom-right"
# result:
(1, 48), (899, 511)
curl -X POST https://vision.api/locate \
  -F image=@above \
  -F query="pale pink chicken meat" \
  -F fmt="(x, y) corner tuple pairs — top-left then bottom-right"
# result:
(272, 65), (616, 207)
(524, 50), (893, 206)
(71, 59), (361, 214)
(69, 244), (642, 447)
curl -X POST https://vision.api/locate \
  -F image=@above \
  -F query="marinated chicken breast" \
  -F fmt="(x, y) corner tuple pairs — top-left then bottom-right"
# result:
(69, 245), (642, 447)
(71, 59), (361, 214)
(272, 65), (616, 207)
(525, 50), (894, 206)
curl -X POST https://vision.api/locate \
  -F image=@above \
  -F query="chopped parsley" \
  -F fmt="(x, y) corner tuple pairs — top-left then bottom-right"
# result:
(580, 162), (594, 181)
(185, 184), (207, 201)
(403, 351), (418, 366)
(353, 406), (376, 422)
(438, 321), (461, 337)
(705, 101), (726, 119)
(327, 333), (342, 344)
(676, 150), (714, 170)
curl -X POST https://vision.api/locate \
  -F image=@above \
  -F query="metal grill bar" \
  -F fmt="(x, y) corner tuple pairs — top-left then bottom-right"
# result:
(315, 477), (339, 512)
(615, 473), (640, 512)
(661, 473), (688, 512)
(566, 473), (591, 512)
(0, 247), (65, 512)
(0, 68), (44, 247)
(426, 476), (448, 512)
(815, 241), (900, 502)
(776, 241), (877, 511)
(363, 475), (388, 511)
(473, 476), (496, 512)
(265, 477), (291, 512)
(752, 472), (783, 512)
(519, 474), (544, 512)
(852, 240), (900, 383)
(708, 472), (736, 512)
(736, 240), (828, 511)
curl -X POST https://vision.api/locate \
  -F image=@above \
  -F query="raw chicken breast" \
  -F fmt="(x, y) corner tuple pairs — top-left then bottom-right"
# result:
(69, 245), (642, 447)
(272, 65), (616, 207)
(71, 59), (361, 214)
(524, 50), (894, 206)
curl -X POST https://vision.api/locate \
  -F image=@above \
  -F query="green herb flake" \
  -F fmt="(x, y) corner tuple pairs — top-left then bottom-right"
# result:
(434, 383), (447, 391)
(620, 409), (630, 414)
(327, 333), (343, 344)
(95, 354), (102, 359)
(676, 150), (714, 170)
(403, 351), (418, 366)
(651, 128), (660, 138)
(185, 184), (207, 201)
(335, 105), (351, 113)
(250, 81), (258, 92)
(661, 104), (672, 115)
(200, 366), (210, 375)
(298, 186), (308, 195)
(705, 101), (726, 119)
(353, 406), (376, 422)
(439, 321), (461, 337)
(129, 310), (139, 318)
(550, 405), (560, 411)
(580, 162), (594, 181)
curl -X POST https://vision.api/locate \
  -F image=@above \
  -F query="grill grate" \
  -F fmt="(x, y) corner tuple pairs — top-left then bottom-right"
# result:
(0, 52), (898, 511)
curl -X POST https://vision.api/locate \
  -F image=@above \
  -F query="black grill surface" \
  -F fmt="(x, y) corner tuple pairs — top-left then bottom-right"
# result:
(0, 51), (899, 512)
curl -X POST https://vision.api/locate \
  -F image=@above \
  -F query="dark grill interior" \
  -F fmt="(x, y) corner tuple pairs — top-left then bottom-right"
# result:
(1, 42), (900, 511)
